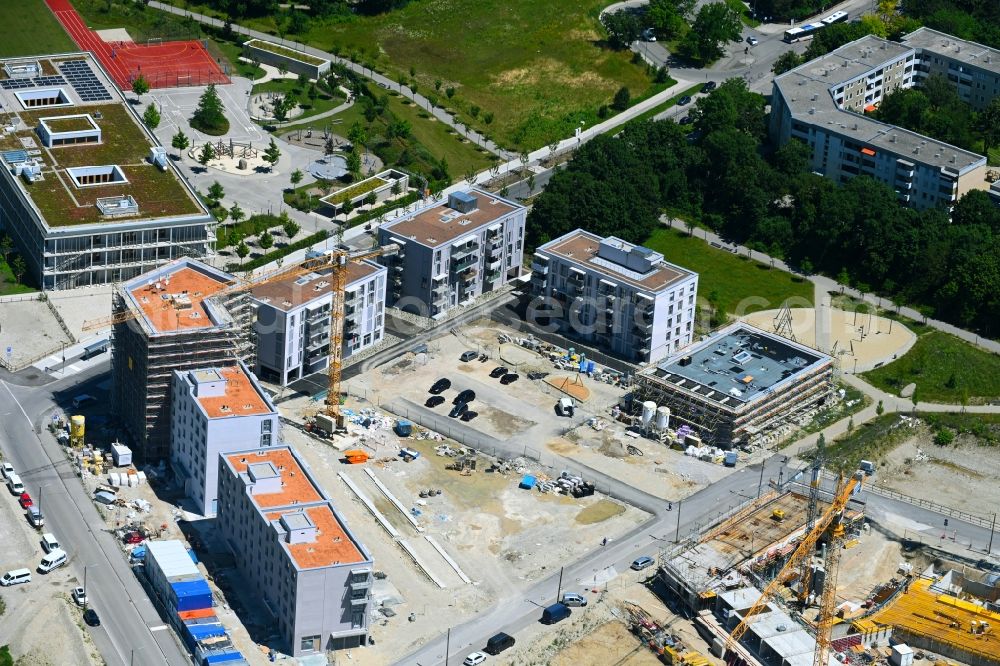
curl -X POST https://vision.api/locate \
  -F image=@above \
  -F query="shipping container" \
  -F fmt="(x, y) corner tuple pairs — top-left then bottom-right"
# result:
(204, 650), (247, 664)
(146, 541), (201, 604)
(178, 608), (216, 621)
(170, 578), (212, 612)
(187, 623), (226, 640)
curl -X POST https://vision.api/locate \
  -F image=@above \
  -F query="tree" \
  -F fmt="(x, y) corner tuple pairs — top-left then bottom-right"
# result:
(258, 230), (274, 250)
(263, 138), (281, 171)
(975, 97), (1000, 154)
(434, 78), (442, 91)
(346, 150), (362, 178)
(197, 142), (215, 167)
(445, 86), (456, 100)
(347, 122), (367, 151)
(324, 135), (335, 157)
(272, 96), (290, 123)
(191, 84), (228, 135)
(290, 169), (304, 188)
(207, 181), (225, 203)
(364, 192), (378, 208)
(647, 0), (694, 41)
(876, 400), (884, 416)
(0, 234), (12, 264)
(229, 203), (245, 225)
(602, 10), (642, 50)
(678, 3), (741, 64)
(282, 219), (301, 238)
(131, 74), (150, 97)
(341, 199), (354, 219)
(142, 103), (160, 129)
(612, 86), (631, 111)
(11, 255), (26, 285)
(171, 130), (190, 156)
(470, 105), (480, 119)
(772, 51), (804, 75)
(483, 111), (494, 126)
(235, 241), (250, 263)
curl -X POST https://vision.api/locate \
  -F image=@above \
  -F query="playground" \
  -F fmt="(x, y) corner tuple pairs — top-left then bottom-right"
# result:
(188, 137), (271, 175)
(45, 0), (228, 89)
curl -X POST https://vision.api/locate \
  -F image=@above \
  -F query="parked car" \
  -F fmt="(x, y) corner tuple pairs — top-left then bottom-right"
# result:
(540, 602), (572, 625)
(561, 592), (588, 607)
(71, 586), (88, 606)
(678, 95), (692, 105)
(747, 36), (759, 45)
(631, 556), (655, 571)
(527, 371), (548, 381)
(429, 378), (452, 394)
(453, 389), (476, 404)
(18, 493), (33, 509)
(123, 531), (145, 545)
(83, 608), (100, 627)
(1, 462), (13, 479)
(500, 374), (519, 385)
(489, 366), (508, 378)
(449, 402), (469, 419)
(463, 652), (488, 666)
(460, 351), (478, 362)
(425, 395), (446, 408)
(461, 411), (479, 422)
(679, 115), (693, 125)
(484, 632), (515, 655)
(702, 80), (717, 92)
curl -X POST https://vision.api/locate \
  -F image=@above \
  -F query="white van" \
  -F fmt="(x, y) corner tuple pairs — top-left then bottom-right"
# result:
(38, 549), (67, 574)
(6, 473), (24, 494)
(41, 533), (60, 553)
(1, 568), (32, 586)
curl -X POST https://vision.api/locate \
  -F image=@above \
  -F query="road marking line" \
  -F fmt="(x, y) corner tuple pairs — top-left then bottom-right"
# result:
(149, 625), (169, 632)
(1, 381), (32, 427)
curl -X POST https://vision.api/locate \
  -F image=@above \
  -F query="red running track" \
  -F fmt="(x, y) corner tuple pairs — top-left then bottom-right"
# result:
(45, 0), (229, 89)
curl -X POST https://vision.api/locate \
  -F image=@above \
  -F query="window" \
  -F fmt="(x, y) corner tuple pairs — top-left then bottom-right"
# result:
(261, 434), (272, 447)
(300, 636), (321, 652)
(262, 421), (272, 433)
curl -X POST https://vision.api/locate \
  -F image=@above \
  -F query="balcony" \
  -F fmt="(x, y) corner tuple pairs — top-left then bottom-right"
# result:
(451, 254), (477, 272)
(485, 268), (502, 282)
(530, 261), (548, 275)
(451, 242), (479, 261)
(460, 267), (478, 283)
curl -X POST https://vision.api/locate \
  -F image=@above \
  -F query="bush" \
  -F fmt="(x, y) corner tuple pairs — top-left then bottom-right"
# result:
(227, 230), (330, 272)
(217, 213), (284, 248)
(933, 428), (955, 446)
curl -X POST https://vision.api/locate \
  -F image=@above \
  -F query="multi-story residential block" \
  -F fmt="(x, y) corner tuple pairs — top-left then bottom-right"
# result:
(170, 360), (279, 516)
(530, 229), (698, 363)
(377, 190), (526, 318)
(217, 447), (374, 656)
(111, 258), (253, 462)
(770, 30), (999, 209)
(250, 260), (386, 386)
(0, 53), (214, 290)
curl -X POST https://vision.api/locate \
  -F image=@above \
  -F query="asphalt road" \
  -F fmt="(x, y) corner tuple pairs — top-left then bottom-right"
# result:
(0, 363), (188, 666)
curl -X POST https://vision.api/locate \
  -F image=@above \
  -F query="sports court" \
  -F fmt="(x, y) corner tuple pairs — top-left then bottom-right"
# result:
(45, 0), (229, 89)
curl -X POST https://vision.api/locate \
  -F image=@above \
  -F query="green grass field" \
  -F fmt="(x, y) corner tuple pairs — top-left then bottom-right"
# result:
(0, 0), (75, 58)
(861, 330), (1000, 404)
(644, 227), (813, 316)
(252, 79), (345, 123)
(162, 0), (655, 151)
(0, 258), (35, 296)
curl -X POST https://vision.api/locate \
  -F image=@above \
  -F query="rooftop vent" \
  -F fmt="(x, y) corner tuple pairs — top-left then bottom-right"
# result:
(891, 134), (897, 143)
(809, 107), (816, 115)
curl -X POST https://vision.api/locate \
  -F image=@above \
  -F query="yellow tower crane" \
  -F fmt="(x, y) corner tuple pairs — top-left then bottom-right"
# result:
(726, 470), (864, 663)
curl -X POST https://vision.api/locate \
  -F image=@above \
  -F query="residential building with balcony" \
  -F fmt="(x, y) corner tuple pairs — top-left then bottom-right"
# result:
(769, 31), (997, 209)
(250, 260), (386, 386)
(217, 446), (374, 656)
(170, 361), (280, 516)
(530, 229), (698, 363)
(376, 190), (526, 318)
(111, 258), (254, 462)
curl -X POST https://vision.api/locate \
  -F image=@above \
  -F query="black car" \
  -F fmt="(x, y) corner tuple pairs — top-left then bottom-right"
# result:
(702, 81), (717, 92)
(679, 115), (693, 125)
(500, 374), (520, 385)
(678, 95), (692, 105)
(425, 395), (446, 408)
(453, 389), (476, 404)
(429, 378), (452, 394)
(449, 402), (469, 418)
(83, 608), (100, 627)
(489, 366), (509, 378)
(461, 410), (479, 422)
(527, 371), (549, 381)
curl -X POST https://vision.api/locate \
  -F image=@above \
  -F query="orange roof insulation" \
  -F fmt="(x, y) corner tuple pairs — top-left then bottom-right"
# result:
(226, 449), (323, 509)
(129, 266), (229, 333)
(196, 366), (272, 419)
(265, 505), (365, 568)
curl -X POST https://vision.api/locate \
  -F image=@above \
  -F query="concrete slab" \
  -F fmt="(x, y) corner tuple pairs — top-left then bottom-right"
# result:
(95, 28), (133, 43)
(46, 283), (114, 341)
(0, 298), (72, 369)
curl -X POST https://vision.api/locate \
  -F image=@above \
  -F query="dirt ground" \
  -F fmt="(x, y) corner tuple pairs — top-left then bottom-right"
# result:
(496, 578), (724, 666)
(282, 422), (649, 664)
(0, 298), (72, 369)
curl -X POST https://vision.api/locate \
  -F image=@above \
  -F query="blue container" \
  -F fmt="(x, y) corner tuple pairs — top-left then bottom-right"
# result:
(519, 475), (536, 490)
(205, 651), (246, 664)
(187, 622), (226, 640)
(579, 360), (587, 372)
(171, 578), (213, 611)
(587, 360), (596, 373)
(188, 549), (199, 564)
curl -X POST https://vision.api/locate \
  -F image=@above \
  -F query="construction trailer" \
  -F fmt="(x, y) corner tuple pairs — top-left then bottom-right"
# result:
(634, 323), (834, 449)
(111, 258), (254, 462)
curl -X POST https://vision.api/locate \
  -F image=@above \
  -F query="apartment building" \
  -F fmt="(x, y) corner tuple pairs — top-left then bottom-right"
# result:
(251, 260), (386, 386)
(170, 361), (279, 516)
(769, 31), (998, 209)
(111, 258), (253, 462)
(377, 190), (526, 318)
(0, 53), (214, 290)
(530, 229), (698, 363)
(217, 447), (374, 656)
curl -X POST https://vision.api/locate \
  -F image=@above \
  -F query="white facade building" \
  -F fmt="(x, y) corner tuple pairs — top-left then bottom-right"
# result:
(170, 360), (279, 516)
(530, 229), (698, 363)
(251, 260), (386, 386)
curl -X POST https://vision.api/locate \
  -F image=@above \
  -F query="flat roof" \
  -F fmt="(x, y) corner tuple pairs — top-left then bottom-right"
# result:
(773, 35), (985, 173)
(537, 229), (694, 293)
(226, 448), (323, 509)
(146, 539), (200, 579)
(901, 27), (1000, 76)
(0, 54), (205, 228)
(250, 260), (382, 311)
(190, 365), (273, 419)
(226, 447), (368, 569)
(123, 259), (234, 334)
(381, 189), (521, 248)
(643, 323), (831, 406)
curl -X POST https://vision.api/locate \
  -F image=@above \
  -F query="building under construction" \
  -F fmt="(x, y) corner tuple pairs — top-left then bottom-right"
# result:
(111, 258), (253, 462)
(634, 323), (833, 448)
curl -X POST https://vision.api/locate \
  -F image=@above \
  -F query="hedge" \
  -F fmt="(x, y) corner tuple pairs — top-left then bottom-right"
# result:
(345, 192), (421, 229)
(226, 230), (329, 272)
